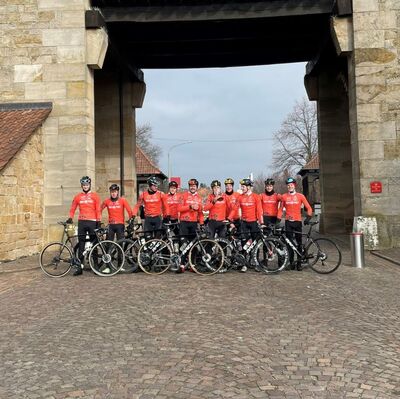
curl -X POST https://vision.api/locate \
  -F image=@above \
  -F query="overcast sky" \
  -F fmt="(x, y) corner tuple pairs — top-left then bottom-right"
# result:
(136, 62), (307, 187)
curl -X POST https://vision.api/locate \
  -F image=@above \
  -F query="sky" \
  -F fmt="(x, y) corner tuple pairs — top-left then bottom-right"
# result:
(136, 62), (307, 187)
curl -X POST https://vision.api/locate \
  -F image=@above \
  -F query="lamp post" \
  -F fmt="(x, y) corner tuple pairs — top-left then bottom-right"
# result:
(167, 141), (192, 181)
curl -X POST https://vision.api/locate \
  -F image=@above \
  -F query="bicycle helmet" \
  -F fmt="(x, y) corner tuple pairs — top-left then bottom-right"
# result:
(264, 178), (275, 186)
(109, 183), (120, 191)
(285, 177), (296, 185)
(169, 181), (178, 188)
(147, 176), (159, 186)
(211, 180), (221, 188)
(188, 178), (199, 187)
(80, 176), (91, 185)
(239, 178), (253, 187)
(224, 178), (234, 185)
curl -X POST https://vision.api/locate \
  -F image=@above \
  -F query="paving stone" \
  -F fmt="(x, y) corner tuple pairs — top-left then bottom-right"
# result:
(0, 249), (399, 398)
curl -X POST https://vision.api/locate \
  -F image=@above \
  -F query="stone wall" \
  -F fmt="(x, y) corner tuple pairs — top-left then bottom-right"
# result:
(0, 128), (44, 260)
(349, 0), (400, 247)
(0, 0), (106, 243)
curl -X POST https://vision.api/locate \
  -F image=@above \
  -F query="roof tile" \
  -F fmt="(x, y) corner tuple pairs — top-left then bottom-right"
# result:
(0, 103), (52, 171)
(136, 146), (166, 177)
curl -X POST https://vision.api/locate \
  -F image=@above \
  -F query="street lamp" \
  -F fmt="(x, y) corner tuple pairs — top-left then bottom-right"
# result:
(168, 141), (192, 180)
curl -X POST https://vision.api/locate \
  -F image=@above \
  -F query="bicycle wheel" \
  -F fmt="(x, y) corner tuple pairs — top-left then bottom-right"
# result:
(137, 238), (172, 275)
(88, 240), (125, 277)
(117, 238), (140, 273)
(39, 242), (72, 277)
(189, 239), (224, 275)
(214, 238), (232, 271)
(306, 238), (342, 274)
(252, 238), (289, 274)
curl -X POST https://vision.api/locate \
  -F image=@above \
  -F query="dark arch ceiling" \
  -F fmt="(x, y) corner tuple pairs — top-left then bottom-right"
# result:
(88, 0), (349, 69)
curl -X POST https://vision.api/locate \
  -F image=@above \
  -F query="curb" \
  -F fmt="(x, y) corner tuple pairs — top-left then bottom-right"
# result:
(370, 251), (400, 266)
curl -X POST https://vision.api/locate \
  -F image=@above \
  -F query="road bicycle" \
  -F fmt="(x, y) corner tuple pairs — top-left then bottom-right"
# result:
(137, 222), (225, 276)
(268, 221), (342, 274)
(39, 222), (125, 277)
(116, 219), (144, 273)
(215, 222), (289, 274)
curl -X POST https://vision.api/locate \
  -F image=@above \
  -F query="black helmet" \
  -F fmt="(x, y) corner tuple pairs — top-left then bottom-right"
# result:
(109, 183), (120, 191)
(211, 180), (221, 188)
(147, 176), (159, 186)
(188, 178), (199, 187)
(224, 178), (234, 185)
(265, 178), (275, 186)
(239, 178), (253, 187)
(169, 181), (178, 188)
(80, 176), (91, 185)
(286, 177), (296, 185)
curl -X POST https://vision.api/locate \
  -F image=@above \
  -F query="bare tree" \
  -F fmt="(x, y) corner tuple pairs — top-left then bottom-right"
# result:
(253, 173), (268, 194)
(136, 123), (162, 166)
(271, 97), (318, 175)
(253, 170), (302, 194)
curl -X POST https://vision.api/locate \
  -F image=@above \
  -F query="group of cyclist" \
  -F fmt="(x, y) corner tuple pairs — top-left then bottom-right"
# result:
(67, 174), (313, 275)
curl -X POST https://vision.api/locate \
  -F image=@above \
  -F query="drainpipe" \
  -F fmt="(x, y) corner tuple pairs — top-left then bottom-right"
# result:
(118, 70), (124, 196)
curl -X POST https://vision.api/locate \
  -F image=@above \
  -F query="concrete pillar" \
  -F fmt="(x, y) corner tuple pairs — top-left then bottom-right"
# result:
(347, 0), (400, 248)
(317, 64), (354, 234)
(94, 70), (137, 211)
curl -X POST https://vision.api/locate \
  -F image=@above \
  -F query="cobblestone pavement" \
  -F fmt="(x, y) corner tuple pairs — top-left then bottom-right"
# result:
(1, 249), (400, 399)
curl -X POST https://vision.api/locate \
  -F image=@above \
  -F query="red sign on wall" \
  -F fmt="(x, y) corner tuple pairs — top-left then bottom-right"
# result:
(370, 181), (382, 193)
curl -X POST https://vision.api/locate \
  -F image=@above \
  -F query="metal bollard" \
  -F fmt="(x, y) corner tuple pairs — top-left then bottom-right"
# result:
(350, 232), (365, 268)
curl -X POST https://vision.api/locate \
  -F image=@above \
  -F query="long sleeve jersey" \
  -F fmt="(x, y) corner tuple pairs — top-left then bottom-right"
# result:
(224, 191), (241, 220)
(132, 190), (169, 218)
(260, 192), (281, 217)
(101, 197), (132, 224)
(229, 191), (263, 224)
(277, 192), (312, 222)
(178, 191), (204, 224)
(166, 192), (181, 220)
(69, 191), (101, 221)
(203, 193), (228, 221)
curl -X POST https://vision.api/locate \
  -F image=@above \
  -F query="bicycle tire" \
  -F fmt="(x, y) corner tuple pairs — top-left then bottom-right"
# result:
(88, 240), (125, 277)
(188, 239), (224, 275)
(39, 242), (72, 277)
(306, 238), (342, 274)
(214, 237), (233, 270)
(252, 238), (289, 274)
(137, 238), (172, 275)
(117, 238), (140, 273)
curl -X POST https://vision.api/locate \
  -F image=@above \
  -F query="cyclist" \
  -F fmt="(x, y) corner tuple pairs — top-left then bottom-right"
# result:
(165, 180), (180, 235)
(204, 180), (228, 238)
(67, 176), (101, 276)
(177, 178), (204, 272)
(132, 176), (170, 238)
(277, 177), (313, 270)
(260, 178), (281, 226)
(101, 184), (133, 241)
(224, 178), (241, 231)
(228, 178), (263, 273)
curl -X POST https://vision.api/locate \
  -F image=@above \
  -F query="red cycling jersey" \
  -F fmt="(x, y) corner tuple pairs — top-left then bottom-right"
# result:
(260, 192), (281, 217)
(229, 192), (263, 224)
(69, 191), (101, 221)
(204, 193), (228, 221)
(101, 197), (132, 224)
(224, 191), (241, 220)
(132, 190), (169, 218)
(278, 192), (312, 222)
(178, 191), (204, 224)
(166, 192), (181, 220)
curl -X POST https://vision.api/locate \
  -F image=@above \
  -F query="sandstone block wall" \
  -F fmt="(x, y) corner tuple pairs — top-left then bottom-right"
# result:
(0, 129), (44, 260)
(0, 0), (97, 246)
(349, 0), (400, 247)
